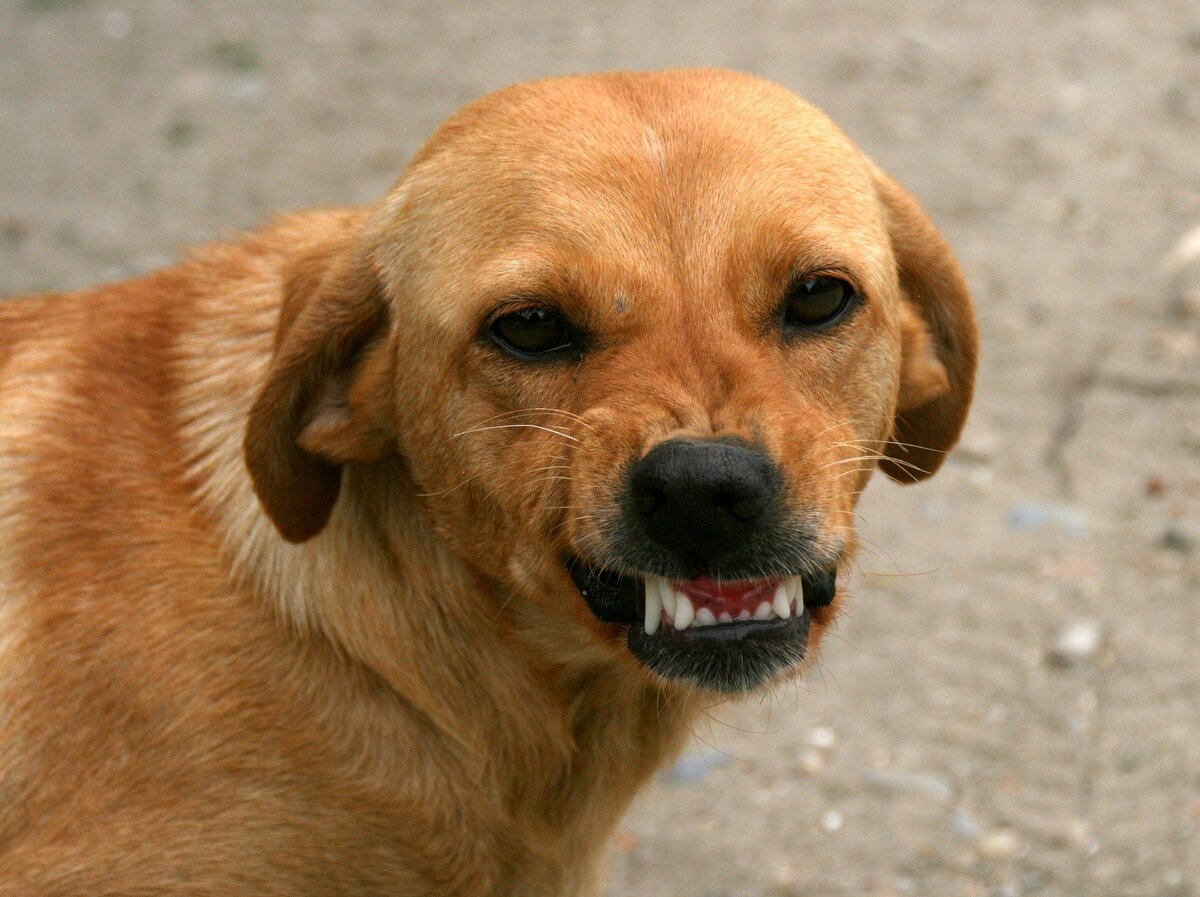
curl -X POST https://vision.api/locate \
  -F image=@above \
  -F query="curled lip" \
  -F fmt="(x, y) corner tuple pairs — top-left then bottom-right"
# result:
(564, 556), (837, 629)
(564, 556), (837, 691)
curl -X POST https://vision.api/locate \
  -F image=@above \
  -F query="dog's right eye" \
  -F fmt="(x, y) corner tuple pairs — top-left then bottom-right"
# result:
(489, 307), (579, 359)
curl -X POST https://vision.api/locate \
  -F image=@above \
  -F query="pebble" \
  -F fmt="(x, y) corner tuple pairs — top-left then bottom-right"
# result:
(1047, 618), (1105, 667)
(808, 726), (836, 750)
(1007, 502), (1089, 537)
(1145, 474), (1169, 498)
(977, 828), (1020, 859)
(1160, 526), (1194, 554)
(1161, 224), (1200, 320)
(821, 809), (844, 832)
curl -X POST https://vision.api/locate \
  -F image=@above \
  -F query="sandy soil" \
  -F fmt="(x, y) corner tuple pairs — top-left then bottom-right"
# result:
(2, 2), (1198, 895)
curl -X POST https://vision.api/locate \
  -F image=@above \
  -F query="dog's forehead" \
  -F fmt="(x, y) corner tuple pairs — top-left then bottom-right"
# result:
(411, 72), (875, 215)
(369, 71), (889, 319)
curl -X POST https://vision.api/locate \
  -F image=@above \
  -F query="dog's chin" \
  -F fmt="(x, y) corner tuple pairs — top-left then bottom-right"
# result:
(565, 557), (835, 693)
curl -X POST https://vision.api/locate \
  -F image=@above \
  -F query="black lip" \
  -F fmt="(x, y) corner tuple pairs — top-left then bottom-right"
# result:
(564, 557), (641, 624)
(627, 610), (812, 692)
(565, 556), (837, 692)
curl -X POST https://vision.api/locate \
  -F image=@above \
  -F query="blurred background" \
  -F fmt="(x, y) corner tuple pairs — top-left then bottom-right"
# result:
(2, 2), (1198, 895)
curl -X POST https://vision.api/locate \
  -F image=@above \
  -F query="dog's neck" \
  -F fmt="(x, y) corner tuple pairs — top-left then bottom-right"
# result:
(229, 464), (693, 889)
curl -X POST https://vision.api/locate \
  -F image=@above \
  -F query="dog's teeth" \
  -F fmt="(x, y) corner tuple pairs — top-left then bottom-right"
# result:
(737, 609), (752, 621)
(718, 611), (733, 624)
(753, 601), (773, 621)
(643, 578), (662, 635)
(772, 583), (792, 620)
(787, 575), (804, 609)
(695, 607), (717, 627)
(657, 577), (677, 617)
(673, 592), (695, 630)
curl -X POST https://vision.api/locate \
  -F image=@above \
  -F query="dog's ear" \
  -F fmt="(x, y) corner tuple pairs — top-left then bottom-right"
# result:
(873, 170), (978, 483)
(244, 235), (394, 542)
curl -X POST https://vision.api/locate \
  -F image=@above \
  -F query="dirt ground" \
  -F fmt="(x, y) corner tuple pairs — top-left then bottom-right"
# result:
(2, 2), (1198, 895)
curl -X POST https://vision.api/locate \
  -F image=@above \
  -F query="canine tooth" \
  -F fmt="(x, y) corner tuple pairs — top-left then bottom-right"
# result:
(718, 611), (733, 624)
(643, 578), (662, 635)
(695, 607), (717, 627)
(657, 577), (676, 617)
(737, 609), (752, 621)
(788, 576), (804, 608)
(772, 583), (792, 620)
(673, 592), (695, 630)
(754, 601), (773, 621)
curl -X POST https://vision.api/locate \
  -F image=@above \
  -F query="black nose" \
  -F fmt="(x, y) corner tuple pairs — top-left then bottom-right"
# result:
(628, 438), (782, 563)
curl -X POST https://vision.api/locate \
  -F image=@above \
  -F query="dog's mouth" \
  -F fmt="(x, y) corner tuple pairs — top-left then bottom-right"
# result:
(565, 557), (836, 692)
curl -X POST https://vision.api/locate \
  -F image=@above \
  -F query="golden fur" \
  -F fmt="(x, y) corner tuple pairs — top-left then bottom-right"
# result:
(0, 70), (975, 895)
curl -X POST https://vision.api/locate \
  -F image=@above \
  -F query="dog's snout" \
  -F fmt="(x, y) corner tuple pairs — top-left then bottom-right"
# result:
(629, 438), (781, 561)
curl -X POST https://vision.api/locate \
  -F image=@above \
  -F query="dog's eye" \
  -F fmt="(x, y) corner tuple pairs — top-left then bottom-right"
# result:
(782, 276), (857, 329)
(489, 307), (577, 358)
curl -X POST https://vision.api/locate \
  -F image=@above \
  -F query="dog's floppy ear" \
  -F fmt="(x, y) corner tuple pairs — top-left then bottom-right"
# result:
(873, 170), (978, 483)
(244, 234), (394, 542)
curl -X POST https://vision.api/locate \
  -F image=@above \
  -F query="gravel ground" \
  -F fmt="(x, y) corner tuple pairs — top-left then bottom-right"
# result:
(2, 3), (1199, 895)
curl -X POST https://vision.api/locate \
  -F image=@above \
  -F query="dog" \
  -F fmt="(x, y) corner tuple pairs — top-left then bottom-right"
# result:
(0, 69), (976, 895)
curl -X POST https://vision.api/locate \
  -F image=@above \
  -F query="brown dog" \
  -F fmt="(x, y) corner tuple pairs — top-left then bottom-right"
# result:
(0, 69), (975, 895)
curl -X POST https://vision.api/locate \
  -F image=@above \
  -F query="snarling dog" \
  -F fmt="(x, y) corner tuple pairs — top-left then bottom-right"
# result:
(0, 70), (975, 895)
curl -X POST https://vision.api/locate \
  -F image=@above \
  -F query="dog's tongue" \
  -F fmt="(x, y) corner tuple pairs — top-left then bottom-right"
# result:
(675, 575), (779, 616)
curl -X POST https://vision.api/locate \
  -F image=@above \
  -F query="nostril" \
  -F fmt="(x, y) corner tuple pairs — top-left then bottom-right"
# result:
(713, 488), (764, 522)
(632, 484), (665, 516)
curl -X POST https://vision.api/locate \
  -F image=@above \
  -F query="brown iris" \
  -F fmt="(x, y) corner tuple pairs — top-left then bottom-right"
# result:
(782, 276), (857, 329)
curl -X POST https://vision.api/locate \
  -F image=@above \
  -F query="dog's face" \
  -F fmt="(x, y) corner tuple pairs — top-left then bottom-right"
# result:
(245, 71), (976, 693)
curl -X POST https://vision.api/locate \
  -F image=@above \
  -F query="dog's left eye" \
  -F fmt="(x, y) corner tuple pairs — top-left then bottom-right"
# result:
(782, 275), (858, 330)
(489, 307), (578, 358)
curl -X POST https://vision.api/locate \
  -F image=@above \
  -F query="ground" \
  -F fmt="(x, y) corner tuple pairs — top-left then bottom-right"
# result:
(2, 2), (1198, 895)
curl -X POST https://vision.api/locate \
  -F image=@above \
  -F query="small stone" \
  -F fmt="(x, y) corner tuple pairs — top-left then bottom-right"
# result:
(821, 809), (844, 832)
(1161, 224), (1200, 320)
(808, 726), (836, 750)
(1047, 619), (1104, 668)
(1160, 526), (1194, 554)
(1007, 503), (1088, 537)
(977, 828), (1020, 859)
(1145, 474), (1169, 498)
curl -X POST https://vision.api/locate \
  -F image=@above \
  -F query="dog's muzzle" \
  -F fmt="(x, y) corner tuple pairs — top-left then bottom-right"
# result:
(566, 437), (838, 692)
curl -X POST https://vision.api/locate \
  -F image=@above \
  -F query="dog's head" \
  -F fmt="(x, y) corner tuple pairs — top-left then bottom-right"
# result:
(244, 70), (976, 693)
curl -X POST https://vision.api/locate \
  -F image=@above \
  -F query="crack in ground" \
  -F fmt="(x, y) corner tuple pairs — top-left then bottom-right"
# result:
(1043, 338), (1112, 499)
